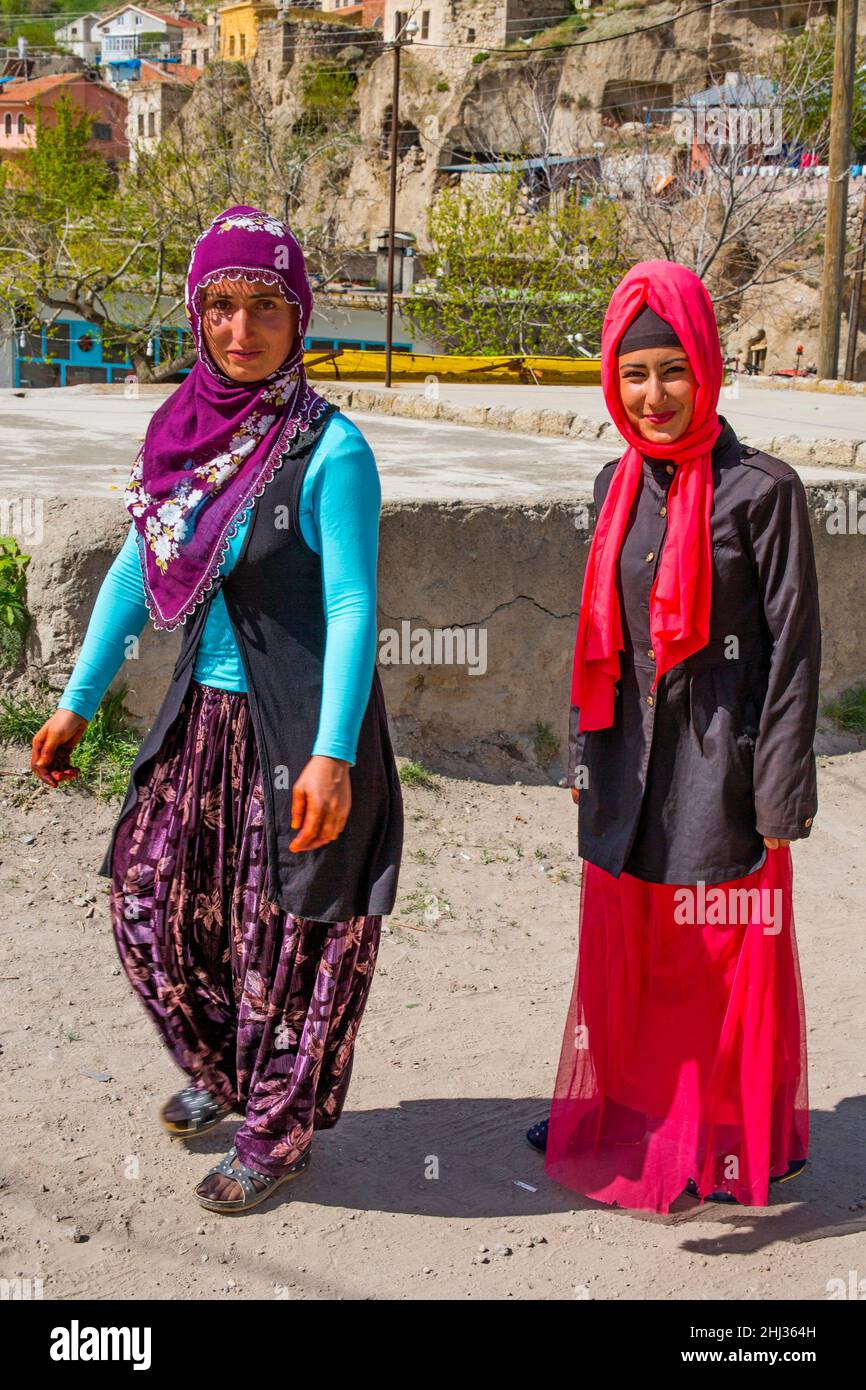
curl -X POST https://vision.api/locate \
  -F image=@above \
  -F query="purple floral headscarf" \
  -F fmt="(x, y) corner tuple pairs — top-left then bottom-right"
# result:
(124, 204), (329, 630)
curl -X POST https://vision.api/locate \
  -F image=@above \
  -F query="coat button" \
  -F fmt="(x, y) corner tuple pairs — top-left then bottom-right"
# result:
(666, 465), (675, 475)
(804, 816), (813, 827)
(647, 649), (655, 660)
(646, 695), (654, 706)
(659, 506), (667, 517)
(645, 551), (655, 562)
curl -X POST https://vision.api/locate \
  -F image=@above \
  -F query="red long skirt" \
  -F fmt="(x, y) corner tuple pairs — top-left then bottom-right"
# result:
(545, 847), (808, 1212)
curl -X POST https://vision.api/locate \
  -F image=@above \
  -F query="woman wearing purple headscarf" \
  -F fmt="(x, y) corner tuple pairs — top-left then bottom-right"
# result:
(32, 206), (404, 1213)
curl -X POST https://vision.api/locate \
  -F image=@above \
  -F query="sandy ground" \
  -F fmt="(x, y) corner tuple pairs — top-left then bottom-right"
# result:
(0, 744), (864, 1302)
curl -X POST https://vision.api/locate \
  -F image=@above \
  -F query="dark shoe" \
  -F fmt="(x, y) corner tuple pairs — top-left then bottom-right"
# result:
(526, 1118), (549, 1153)
(159, 1085), (232, 1139)
(685, 1178), (739, 1204)
(686, 1159), (807, 1204)
(770, 1159), (808, 1186)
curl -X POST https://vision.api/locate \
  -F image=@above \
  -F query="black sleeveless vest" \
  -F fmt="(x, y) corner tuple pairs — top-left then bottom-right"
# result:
(97, 402), (404, 922)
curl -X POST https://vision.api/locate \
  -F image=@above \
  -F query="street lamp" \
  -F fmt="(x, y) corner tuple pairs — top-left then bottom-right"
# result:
(384, 14), (418, 389)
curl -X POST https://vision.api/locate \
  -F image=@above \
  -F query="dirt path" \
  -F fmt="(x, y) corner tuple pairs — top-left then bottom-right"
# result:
(1, 747), (864, 1301)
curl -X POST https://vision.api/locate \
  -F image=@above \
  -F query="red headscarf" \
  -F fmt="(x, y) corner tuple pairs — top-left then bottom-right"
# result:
(570, 260), (723, 731)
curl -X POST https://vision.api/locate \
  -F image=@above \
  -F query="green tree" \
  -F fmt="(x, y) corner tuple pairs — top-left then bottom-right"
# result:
(21, 91), (115, 211)
(777, 19), (866, 156)
(403, 166), (625, 356)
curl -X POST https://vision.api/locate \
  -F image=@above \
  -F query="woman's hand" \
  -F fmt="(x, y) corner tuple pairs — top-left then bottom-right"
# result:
(763, 837), (791, 850)
(31, 709), (88, 788)
(290, 755), (352, 852)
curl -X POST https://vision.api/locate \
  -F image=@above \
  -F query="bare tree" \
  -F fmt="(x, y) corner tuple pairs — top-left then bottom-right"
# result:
(600, 26), (862, 306)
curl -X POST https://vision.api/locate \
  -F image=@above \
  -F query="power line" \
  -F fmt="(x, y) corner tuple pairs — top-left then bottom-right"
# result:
(0, 0), (844, 47)
(500, 0), (839, 21)
(5, 8), (848, 178)
(375, 0), (835, 55)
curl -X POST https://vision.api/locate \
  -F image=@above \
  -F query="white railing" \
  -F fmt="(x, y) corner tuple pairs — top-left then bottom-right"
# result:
(102, 35), (139, 54)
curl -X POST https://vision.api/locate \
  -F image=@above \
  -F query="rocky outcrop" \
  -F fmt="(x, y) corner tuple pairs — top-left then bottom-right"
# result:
(275, 0), (846, 251)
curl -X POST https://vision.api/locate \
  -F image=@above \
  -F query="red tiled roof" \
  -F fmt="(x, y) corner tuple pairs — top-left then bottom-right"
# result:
(0, 72), (92, 104)
(137, 58), (205, 84)
(137, 6), (201, 28)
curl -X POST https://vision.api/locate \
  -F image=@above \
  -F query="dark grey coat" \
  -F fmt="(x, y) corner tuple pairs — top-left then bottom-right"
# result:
(567, 417), (821, 886)
(98, 401), (404, 922)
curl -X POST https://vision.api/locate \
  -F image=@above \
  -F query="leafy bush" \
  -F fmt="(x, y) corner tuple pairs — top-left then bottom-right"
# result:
(300, 63), (359, 126)
(0, 535), (31, 669)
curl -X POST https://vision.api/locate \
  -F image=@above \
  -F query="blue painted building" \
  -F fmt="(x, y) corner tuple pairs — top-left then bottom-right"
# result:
(12, 317), (194, 388)
(2, 286), (429, 387)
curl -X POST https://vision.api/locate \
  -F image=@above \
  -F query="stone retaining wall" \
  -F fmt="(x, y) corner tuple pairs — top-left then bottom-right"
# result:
(8, 481), (864, 781)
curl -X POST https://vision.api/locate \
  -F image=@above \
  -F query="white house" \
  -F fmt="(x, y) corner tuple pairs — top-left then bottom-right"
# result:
(53, 12), (102, 64)
(94, 5), (199, 66)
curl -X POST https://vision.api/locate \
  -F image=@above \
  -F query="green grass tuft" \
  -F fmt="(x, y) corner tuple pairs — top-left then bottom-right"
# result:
(0, 685), (142, 800)
(823, 684), (866, 738)
(399, 759), (437, 788)
(532, 721), (560, 766)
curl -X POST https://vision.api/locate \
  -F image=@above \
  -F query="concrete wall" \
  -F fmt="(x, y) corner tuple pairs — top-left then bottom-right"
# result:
(10, 484), (865, 782)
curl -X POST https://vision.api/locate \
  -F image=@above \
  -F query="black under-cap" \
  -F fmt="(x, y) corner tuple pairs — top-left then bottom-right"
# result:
(616, 303), (684, 355)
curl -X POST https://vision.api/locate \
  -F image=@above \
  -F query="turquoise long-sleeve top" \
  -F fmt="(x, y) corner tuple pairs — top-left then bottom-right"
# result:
(58, 412), (381, 766)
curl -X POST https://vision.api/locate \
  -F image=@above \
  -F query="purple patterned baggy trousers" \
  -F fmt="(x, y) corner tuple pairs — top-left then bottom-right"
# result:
(108, 680), (382, 1176)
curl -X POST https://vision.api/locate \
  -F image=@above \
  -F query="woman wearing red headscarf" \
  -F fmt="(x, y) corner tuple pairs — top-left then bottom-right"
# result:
(526, 261), (819, 1213)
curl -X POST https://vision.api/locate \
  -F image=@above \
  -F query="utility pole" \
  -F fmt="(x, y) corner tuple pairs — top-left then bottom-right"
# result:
(843, 195), (866, 381)
(817, 0), (859, 380)
(384, 15), (417, 389)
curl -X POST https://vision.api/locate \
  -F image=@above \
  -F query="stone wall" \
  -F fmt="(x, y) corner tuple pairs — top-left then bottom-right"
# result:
(253, 15), (383, 104)
(12, 481), (865, 781)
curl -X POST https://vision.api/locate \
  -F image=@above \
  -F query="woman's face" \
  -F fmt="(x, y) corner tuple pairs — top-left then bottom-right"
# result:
(617, 346), (698, 445)
(200, 277), (300, 382)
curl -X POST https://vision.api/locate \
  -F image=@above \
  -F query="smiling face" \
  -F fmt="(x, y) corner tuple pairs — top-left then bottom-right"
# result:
(199, 278), (300, 382)
(617, 345), (698, 445)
